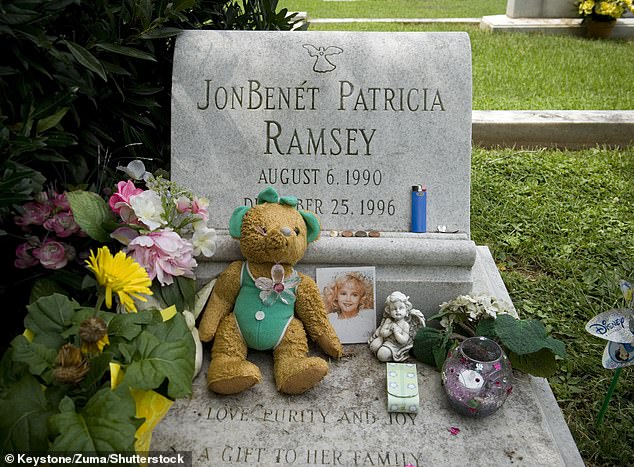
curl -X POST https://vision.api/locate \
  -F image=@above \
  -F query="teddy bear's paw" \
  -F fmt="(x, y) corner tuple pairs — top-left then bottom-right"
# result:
(275, 356), (329, 395)
(207, 359), (262, 395)
(316, 333), (344, 359)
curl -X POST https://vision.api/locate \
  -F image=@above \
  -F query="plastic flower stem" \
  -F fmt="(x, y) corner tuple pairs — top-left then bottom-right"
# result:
(456, 321), (476, 337)
(94, 294), (105, 315)
(449, 333), (467, 341)
(595, 367), (623, 427)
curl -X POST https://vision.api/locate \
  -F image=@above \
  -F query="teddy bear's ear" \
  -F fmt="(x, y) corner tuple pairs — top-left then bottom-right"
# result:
(300, 210), (321, 243)
(257, 187), (279, 204)
(229, 206), (250, 238)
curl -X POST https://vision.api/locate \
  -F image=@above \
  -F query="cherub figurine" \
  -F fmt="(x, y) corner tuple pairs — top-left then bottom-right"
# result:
(369, 291), (426, 362)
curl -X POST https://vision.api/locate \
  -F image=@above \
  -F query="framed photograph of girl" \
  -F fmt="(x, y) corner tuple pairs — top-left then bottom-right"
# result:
(316, 266), (376, 344)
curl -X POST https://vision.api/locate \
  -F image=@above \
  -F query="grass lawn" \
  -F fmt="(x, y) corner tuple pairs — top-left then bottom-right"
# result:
(472, 147), (634, 467)
(281, 0), (506, 18)
(304, 22), (634, 110)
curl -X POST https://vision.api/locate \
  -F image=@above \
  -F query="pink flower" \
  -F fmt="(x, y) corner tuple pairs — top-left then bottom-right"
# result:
(43, 211), (80, 238)
(15, 201), (52, 226)
(191, 197), (209, 222)
(175, 196), (191, 213)
(111, 226), (139, 246)
(15, 242), (39, 269)
(448, 426), (461, 436)
(32, 240), (75, 269)
(126, 230), (196, 285)
(51, 191), (71, 211)
(174, 196), (209, 223)
(109, 181), (144, 222)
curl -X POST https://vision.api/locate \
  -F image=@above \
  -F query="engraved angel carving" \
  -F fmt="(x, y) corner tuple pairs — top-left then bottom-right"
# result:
(303, 44), (343, 73)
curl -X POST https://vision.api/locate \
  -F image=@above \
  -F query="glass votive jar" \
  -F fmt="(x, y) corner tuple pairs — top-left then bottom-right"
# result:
(441, 336), (513, 417)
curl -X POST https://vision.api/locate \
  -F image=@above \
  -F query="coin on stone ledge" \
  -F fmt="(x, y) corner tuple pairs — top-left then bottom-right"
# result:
(341, 230), (354, 237)
(354, 231), (368, 237)
(368, 230), (381, 237)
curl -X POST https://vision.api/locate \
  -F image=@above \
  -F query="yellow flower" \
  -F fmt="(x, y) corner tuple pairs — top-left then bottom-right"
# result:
(579, 0), (596, 15)
(86, 246), (153, 313)
(579, 0), (631, 17)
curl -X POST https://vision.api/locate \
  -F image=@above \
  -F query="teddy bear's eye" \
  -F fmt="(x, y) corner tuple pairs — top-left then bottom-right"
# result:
(255, 226), (267, 236)
(294, 227), (300, 235)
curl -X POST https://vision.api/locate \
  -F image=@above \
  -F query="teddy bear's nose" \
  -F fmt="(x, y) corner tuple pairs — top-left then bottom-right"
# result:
(280, 226), (293, 237)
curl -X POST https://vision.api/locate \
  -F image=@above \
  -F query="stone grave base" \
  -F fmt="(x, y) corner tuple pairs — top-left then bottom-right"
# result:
(151, 247), (583, 466)
(197, 231), (478, 318)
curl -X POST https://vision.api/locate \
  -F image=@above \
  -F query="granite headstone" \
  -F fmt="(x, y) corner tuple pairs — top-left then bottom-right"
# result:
(171, 30), (472, 234)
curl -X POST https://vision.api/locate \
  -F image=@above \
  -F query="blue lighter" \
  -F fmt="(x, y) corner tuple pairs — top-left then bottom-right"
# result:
(411, 185), (427, 233)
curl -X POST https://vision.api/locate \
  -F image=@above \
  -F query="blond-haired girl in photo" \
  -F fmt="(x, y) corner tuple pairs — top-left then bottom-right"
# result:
(323, 272), (374, 320)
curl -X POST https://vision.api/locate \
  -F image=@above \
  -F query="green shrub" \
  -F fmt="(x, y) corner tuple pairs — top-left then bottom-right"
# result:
(0, 0), (297, 211)
(0, 0), (298, 351)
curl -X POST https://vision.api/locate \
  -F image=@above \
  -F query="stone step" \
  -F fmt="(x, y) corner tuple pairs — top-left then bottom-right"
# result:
(472, 110), (634, 149)
(481, 15), (634, 39)
(308, 17), (480, 24)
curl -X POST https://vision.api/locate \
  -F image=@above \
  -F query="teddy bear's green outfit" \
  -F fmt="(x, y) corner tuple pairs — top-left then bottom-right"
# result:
(234, 262), (297, 350)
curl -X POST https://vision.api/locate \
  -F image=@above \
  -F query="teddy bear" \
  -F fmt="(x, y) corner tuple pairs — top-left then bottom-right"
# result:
(198, 187), (343, 395)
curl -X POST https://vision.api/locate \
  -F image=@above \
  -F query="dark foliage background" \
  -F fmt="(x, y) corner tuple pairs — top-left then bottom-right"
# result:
(0, 0), (298, 351)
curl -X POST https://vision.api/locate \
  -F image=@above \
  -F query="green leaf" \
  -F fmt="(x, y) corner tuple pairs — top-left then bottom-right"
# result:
(155, 277), (199, 313)
(36, 107), (69, 134)
(1, 5), (39, 25)
(177, 276), (196, 311)
(95, 43), (157, 62)
(121, 312), (194, 398)
(25, 293), (79, 349)
(11, 336), (57, 380)
(193, 278), (216, 319)
(66, 190), (115, 242)
(508, 349), (559, 378)
(107, 311), (153, 341)
(0, 374), (55, 454)
(0, 66), (19, 76)
(474, 318), (497, 339)
(29, 278), (68, 304)
(32, 88), (78, 120)
(62, 40), (107, 81)
(140, 27), (182, 39)
(432, 343), (451, 369)
(172, 0), (197, 11)
(77, 352), (113, 392)
(49, 389), (139, 452)
(494, 314), (566, 358)
(153, 281), (182, 312)
(34, 153), (69, 162)
(412, 327), (446, 367)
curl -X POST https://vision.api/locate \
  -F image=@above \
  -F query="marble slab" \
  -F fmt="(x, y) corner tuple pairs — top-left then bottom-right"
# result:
(171, 30), (472, 234)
